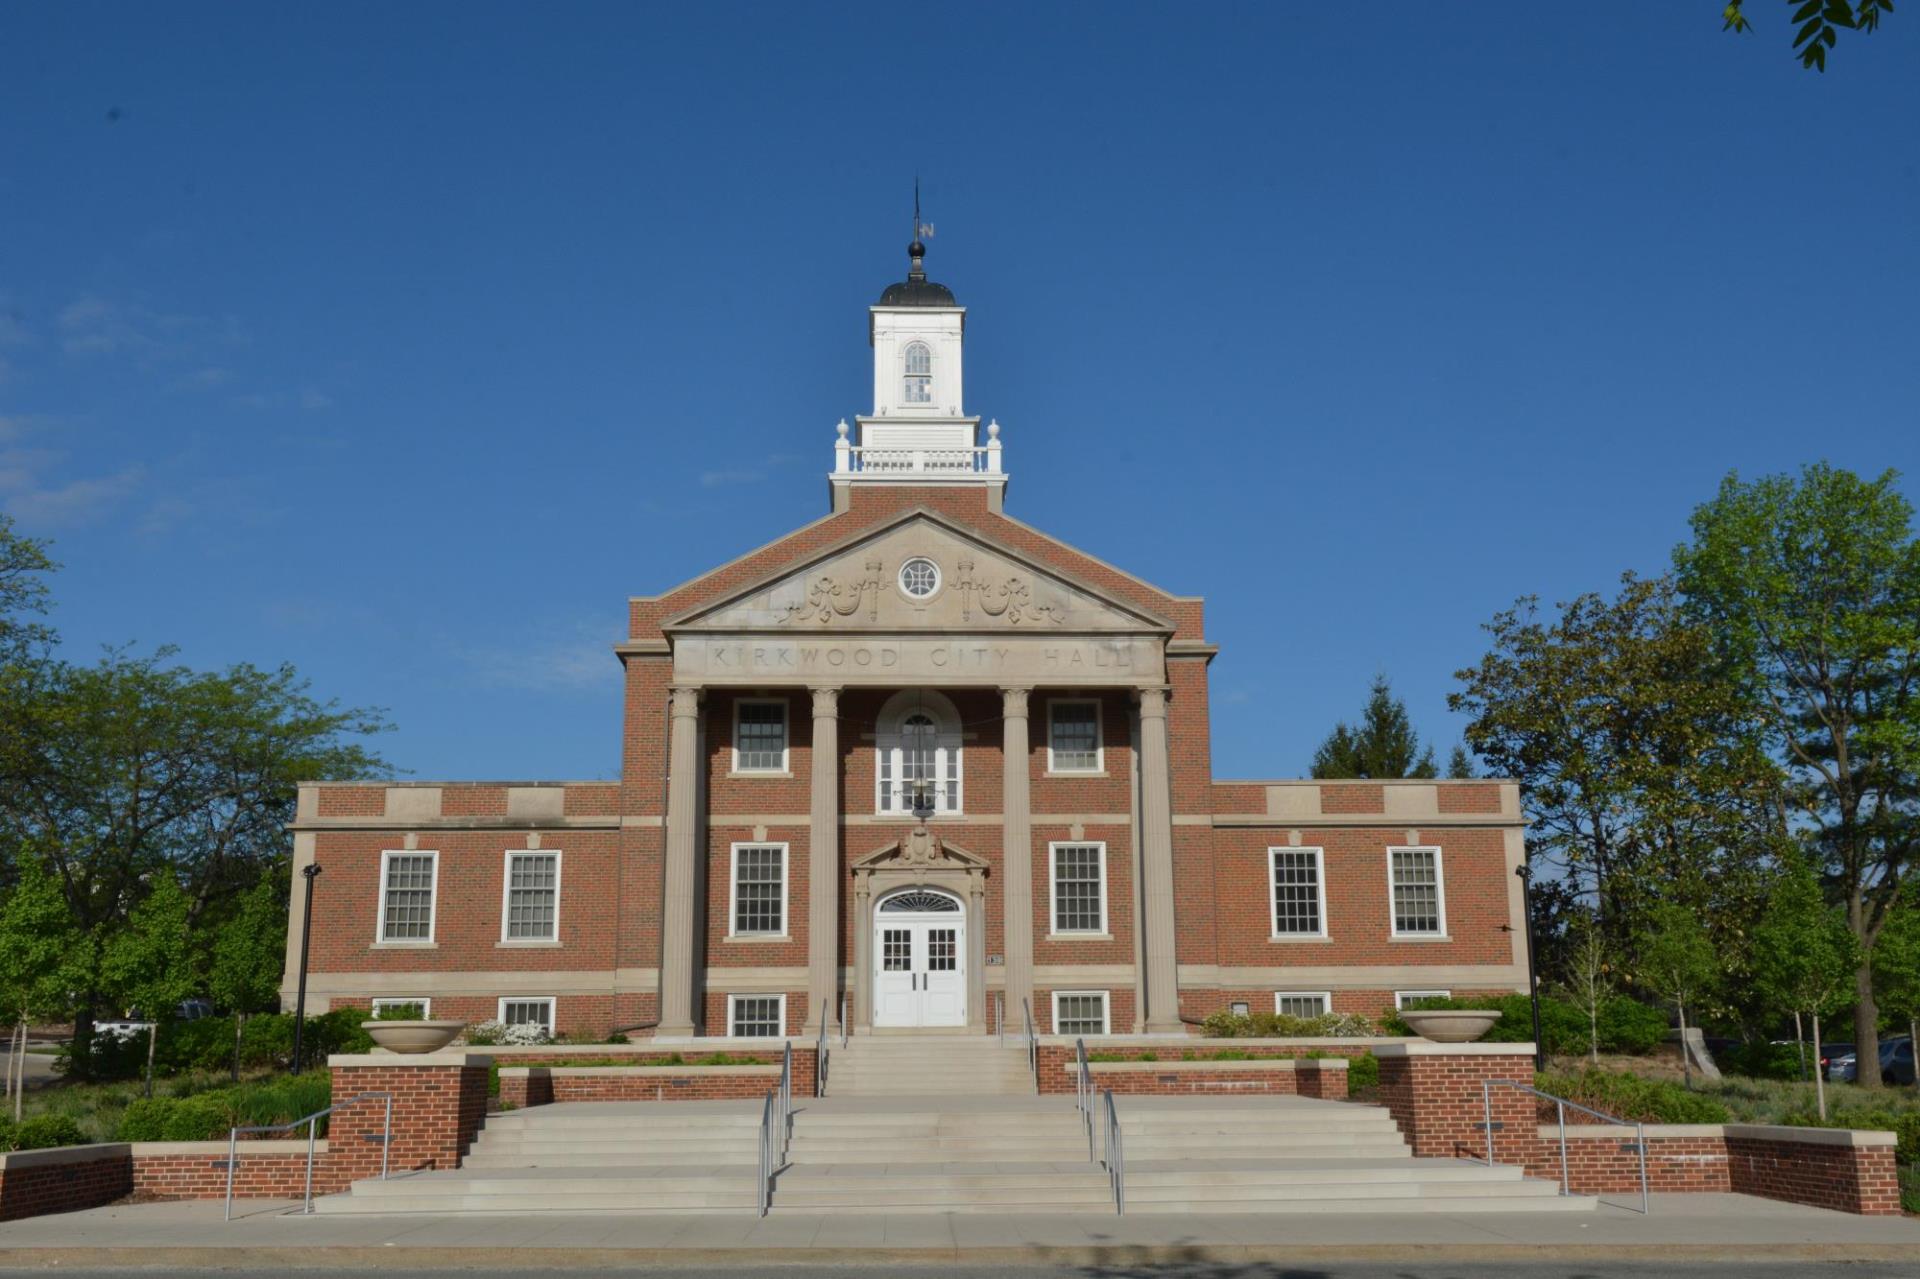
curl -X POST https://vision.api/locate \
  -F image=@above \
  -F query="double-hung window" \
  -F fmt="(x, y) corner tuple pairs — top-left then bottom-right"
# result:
(498, 997), (555, 1033)
(378, 850), (438, 943)
(1049, 842), (1108, 935)
(1274, 992), (1331, 1018)
(729, 994), (785, 1038)
(1388, 846), (1447, 937)
(1394, 990), (1452, 1010)
(1047, 699), (1102, 773)
(730, 843), (788, 937)
(1053, 990), (1110, 1036)
(501, 850), (561, 942)
(370, 997), (430, 1019)
(733, 699), (788, 773)
(1268, 847), (1327, 938)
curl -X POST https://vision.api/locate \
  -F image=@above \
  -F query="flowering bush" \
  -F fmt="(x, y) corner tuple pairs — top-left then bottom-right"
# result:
(1201, 1010), (1378, 1039)
(463, 1019), (551, 1046)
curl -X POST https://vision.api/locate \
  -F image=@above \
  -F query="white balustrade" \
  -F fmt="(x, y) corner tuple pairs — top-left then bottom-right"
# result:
(834, 420), (1002, 476)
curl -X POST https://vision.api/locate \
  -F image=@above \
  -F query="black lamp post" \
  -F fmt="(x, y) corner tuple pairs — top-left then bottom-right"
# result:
(1515, 862), (1544, 1071)
(290, 863), (323, 1074)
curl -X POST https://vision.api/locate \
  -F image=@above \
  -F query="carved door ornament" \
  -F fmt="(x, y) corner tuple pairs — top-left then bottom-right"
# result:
(780, 557), (885, 625)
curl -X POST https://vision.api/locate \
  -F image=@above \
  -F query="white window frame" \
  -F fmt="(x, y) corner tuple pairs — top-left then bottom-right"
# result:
(1047, 841), (1109, 937)
(499, 849), (563, 944)
(728, 842), (790, 939)
(370, 997), (431, 1018)
(1273, 991), (1333, 1018)
(727, 993), (787, 1038)
(1267, 846), (1329, 940)
(1387, 845), (1448, 938)
(1394, 990), (1453, 1010)
(731, 697), (790, 774)
(874, 690), (963, 816)
(1051, 990), (1111, 1036)
(497, 996), (556, 1030)
(376, 849), (439, 945)
(1046, 698), (1105, 774)
(902, 341), (933, 404)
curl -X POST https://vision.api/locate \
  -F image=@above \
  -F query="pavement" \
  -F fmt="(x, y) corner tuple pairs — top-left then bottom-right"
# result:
(0, 1194), (1918, 1268)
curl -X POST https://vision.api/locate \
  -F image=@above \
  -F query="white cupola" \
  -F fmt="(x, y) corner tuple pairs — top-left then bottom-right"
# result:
(831, 231), (1004, 511)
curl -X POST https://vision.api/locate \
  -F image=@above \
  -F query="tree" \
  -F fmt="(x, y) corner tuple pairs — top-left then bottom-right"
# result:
(1451, 573), (1785, 970)
(1311, 675), (1437, 779)
(209, 874), (289, 1080)
(1445, 744), (1477, 779)
(1750, 856), (1860, 1118)
(101, 872), (198, 1097)
(0, 514), (57, 666)
(1675, 464), (1920, 1087)
(0, 648), (388, 1076)
(1874, 889), (1920, 1091)
(1635, 902), (1721, 1088)
(0, 854), (87, 1119)
(1723, 1), (1896, 72)
(1560, 911), (1612, 1065)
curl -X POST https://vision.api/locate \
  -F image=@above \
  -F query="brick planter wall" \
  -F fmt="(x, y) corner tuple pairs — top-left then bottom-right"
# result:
(1034, 1038), (1388, 1096)
(502, 1065), (785, 1106)
(1051, 1057), (1350, 1098)
(131, 1139), (344, 1200)
(1373, 1042), (1538, 1161)
(1525, 1124), (1732, 1195)
(0, 1145), (132, 1221)
(1726, 1126), (1902, 1216)
(327, 1051), (492, 1183)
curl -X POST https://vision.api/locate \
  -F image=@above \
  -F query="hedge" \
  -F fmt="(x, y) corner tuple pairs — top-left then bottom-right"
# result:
(1533, 1067), (1730, 1124)
(0, 1114), (89, 1151)
(115, 1072), (333, 1141)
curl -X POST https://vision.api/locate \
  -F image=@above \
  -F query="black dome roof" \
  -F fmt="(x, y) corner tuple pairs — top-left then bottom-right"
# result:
(877, 239), (957, 307)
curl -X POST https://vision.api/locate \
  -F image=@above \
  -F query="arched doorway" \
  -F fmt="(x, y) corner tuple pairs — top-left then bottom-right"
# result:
(872, 887), (967, 1028)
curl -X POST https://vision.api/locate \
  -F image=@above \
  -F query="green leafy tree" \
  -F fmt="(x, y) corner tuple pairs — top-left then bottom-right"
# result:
(1559, 911), (1613, 1065)
(0, 647), (388, 1076)
(0, 514), (57, 665)
(1445, 744), (1477, 780)
(1451, 573), (1785, 969)
(0, 854), (88, 1119)
(1675, 464), (1920, 1087)
(1874, 889), (1920, 1090)
(209, 874), (288, 1081)
(101, 873), (198, 1097)
(1750, 856), (1861, 1118)
(1635, 902), (1721, 1088)
(1723, 0), (1896, 72)
(1311, 674), (1436, 779)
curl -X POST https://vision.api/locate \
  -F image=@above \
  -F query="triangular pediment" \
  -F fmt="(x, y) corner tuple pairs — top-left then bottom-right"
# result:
(665, 510), (1171, 635)
(851, 826), (990, 873)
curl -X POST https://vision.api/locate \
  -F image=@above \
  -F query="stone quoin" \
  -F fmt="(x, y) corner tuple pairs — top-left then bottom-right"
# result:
(283, 234), (1533, 1044)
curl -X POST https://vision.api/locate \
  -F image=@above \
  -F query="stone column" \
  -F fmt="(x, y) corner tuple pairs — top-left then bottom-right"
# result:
(805, 686), (841, 1034)
(1136, 685), (1182, 1032)
(1000, 687), (1035, 1030)
(657, 684), (704, 1038)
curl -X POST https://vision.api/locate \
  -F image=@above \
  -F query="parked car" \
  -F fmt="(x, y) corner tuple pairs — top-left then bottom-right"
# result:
(97, 999), (215, 1040)
(1820, 1042), (1857, 1082)
(1826, 1038), (1914, 1084)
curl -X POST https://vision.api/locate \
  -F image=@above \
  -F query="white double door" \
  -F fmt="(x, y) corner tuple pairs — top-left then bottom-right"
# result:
(872, 912), (967, 1028)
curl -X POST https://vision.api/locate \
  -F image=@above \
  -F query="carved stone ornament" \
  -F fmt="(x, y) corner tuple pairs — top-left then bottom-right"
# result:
(779, 557), (885, 625)
(954, 557), (1064, 626)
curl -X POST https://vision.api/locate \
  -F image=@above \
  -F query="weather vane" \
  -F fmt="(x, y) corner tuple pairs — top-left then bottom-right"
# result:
(914, 176), (934, 241)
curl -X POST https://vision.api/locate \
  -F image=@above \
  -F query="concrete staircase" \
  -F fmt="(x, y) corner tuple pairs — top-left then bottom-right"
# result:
(824, 1032), (1034, 1097)
(313, 1101), (762, 1214)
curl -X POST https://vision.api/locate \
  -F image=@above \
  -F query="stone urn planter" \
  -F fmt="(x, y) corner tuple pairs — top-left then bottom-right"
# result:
(1400, 1009), (1500, 1043)
(361, 1019), (467, 1054)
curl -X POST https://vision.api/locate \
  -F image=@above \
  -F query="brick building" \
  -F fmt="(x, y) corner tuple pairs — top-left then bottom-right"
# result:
(282, 238), (1531, 1041)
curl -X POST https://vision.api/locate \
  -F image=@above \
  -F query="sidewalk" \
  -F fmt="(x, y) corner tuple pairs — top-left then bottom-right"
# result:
(1, 1194), (1918, 1268)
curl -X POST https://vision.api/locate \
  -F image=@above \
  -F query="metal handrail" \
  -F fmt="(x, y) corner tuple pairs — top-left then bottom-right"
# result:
(1073, 1037), (1095, 1161)
(1023, 997), (1038, 1091)
(757, 1043), (796, 1215)
(1482, 1079), (1649, 1215)
(996, 993), (1005, 1047)
(757, 1091), (775, 1215)
(840, 995), (849, 1050)
(1100, 1090), (1124, 1214)
(225, 1090), (392, 1221)
(816, 1011), (829, 1097)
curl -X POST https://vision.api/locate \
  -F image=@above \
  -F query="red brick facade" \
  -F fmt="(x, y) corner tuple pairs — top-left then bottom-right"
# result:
(0, 1146), (132, 1221)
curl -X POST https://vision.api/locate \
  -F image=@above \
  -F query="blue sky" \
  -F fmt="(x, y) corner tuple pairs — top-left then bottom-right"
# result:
(2, 4), (1915, 783)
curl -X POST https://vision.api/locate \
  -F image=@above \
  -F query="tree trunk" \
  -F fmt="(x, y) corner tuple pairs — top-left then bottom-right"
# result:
(1911, 1018), (1918, 1094)
(144, 1022), (157, 1099)
(11, 1023), (22, 1124)
(1793, 1011), (1807, 1082)
(1677, 997), (1692, 1089)
(1813, 1013), (1828, 1122)
(1589, 999), (1598, 1064)
(70, 1000), (97, 1082)
(1853, 961), (1883, 1088)
(232, 1012), (243, 1084)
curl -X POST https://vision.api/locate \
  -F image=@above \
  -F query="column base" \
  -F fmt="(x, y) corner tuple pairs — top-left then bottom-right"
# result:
(655, 1020), (697, 1039)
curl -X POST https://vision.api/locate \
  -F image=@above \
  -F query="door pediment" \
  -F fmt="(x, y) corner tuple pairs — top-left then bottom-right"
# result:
(664, 512), (1171, 636)
(852, 824), (990, 878)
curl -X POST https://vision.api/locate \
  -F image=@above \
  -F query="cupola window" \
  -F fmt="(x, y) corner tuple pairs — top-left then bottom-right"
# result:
(903, 342), (932, 404)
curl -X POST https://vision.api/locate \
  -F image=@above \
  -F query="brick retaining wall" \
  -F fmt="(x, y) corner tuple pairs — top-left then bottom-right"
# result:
(131, 1139), (344, 1200)
(1034, 1039), (1383, 1096)
(501, 1065), (786, 1106)
(0, 1144), (132, 1221)
(327, 1052), (491, 1182)
(1049, 1057), (1349, 1098)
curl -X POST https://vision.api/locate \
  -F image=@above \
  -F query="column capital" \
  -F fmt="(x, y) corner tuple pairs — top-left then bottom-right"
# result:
(669, 685), (704, 718)
(1133, 685), (1170, 718)
(810, 686), (841, 717)
(1001, 686), (1031, 716)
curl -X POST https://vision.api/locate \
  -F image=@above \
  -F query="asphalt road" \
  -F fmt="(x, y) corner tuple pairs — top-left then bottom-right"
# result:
(7, 1259), (1912, 1267)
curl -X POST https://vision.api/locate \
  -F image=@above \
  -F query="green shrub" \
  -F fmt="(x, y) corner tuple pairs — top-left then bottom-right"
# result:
(1789, 1108), (1920, 1166)
(1719, 1040), (1810, 1081)
(1381, 994), (1665, 1057)
(1347, 1052), (1380, 1096)
(1535, 1067), (1729, 1124)
(1201, 1010), (1377, 1039)
(372, 1002), (427, 1021)
(159, 1097), (230, 1141)
(11, 1113), (88, 1151)
(117, 1098), (175, 1141)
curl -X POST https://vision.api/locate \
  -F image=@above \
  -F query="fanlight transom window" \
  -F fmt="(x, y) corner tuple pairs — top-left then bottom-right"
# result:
(903, 342), (932, 404)
(876, 690), (962, 815)
(879, 890), (961, 913)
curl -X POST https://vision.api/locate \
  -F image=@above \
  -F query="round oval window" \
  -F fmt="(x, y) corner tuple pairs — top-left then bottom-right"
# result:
(898, 558), (941, 599)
